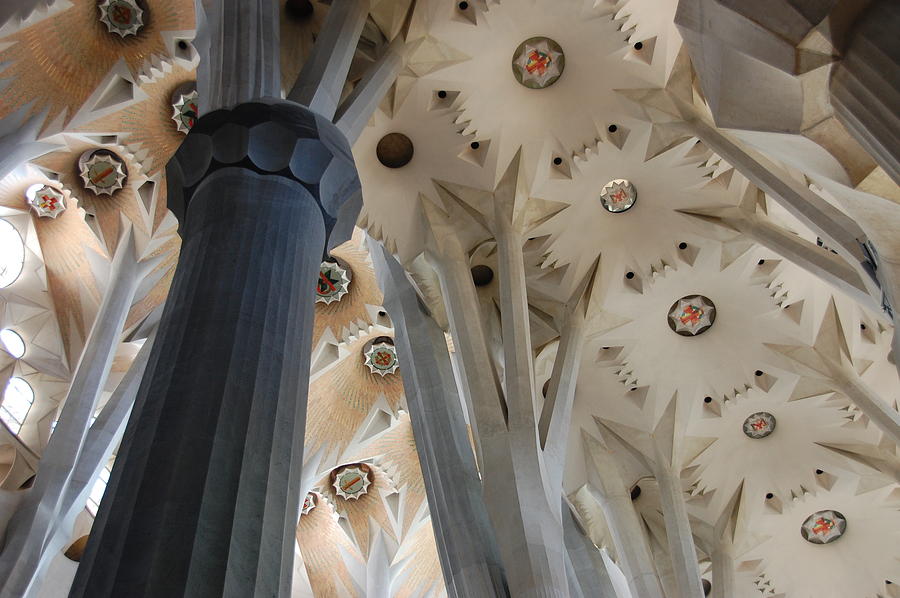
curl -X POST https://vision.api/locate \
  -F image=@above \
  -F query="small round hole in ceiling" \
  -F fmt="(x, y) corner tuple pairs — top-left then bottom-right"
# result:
(471, 265), (494, 287)
(286, 0), (314, 20)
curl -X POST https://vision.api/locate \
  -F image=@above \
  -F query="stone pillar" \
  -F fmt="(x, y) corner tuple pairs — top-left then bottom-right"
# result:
(831, 0), (900, 185)
(0, 225), (147, 598)
(655, 466), (705, 598)
(371, 242), (510, 598)
(710, 546), (734, 598)
(68, 101), (361, 598)
(582, 433), (665, 598)
(562, 499), (617, 598)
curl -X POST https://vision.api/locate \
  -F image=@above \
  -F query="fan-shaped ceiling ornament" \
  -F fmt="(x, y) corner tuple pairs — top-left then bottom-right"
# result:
(98, 0), (145, 38)
(316, 261), (351, 304)
(668, 295), (716, 336)
(301, 492), (317, 515)
(742, 411), (776, 439)
(172, 90), (199, 134)
(512, 37), (564, 89)
(600, 179), (637, 213)
(78, 151), (127, 196)
(332, 465), (371, 500)
(364, 341), (399, 377)
(801, 510), (847, 544)
(26, 185), (66, 219)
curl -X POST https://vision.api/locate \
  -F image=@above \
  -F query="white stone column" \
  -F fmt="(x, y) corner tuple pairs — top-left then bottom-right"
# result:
(371, 241), (508, 597)
(582, 432), (665, 598)
(654, 466), (705, 598)
(597, 399), (705, 598)
(0, 225), (149, 598)
(336, 36), (405, 143)
(288, 0), (370, 118)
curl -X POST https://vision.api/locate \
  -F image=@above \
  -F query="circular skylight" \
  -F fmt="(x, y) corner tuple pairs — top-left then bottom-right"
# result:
(0, 219), (25, 288)
(0, 329), (25, 359)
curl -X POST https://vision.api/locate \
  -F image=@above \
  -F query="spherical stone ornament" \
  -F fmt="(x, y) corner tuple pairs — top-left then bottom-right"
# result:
(512, 37), (565, 89)
(301, 492), (317, 515)
(172, 90), (199, 134)
(801, 510), (847, 544)
(668, 295), (716, 336)
(79, 151), (127, 195)
(600, 179), (637, 213)
(743, 411), (776, 439)
(98, 0), (144, 37)
(316, 261), (351, 304)
(364, 342), (399, 376)
(26, 185), (66, 219)
(333, 465), (371, 500)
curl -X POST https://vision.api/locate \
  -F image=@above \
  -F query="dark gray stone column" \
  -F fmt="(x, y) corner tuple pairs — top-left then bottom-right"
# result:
(371, 243), (510, 598)
(831, 0), (900, 184)
(69, 100), (361, 598)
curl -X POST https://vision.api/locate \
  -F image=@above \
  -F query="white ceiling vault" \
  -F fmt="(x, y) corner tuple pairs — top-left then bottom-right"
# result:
(0, 0), (897, 597)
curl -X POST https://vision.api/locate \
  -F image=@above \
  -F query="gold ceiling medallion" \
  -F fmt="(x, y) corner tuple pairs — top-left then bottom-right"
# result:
(78, 151), (127, 196)
(98, 0), (145, 38)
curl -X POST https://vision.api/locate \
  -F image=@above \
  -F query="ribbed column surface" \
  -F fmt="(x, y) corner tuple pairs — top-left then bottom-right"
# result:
(70, 99), (361, 598)
(831, 0), (900, 184)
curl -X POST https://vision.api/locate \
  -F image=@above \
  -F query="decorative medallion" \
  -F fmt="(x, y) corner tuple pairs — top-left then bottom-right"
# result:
(667, 295), (716, 336)
(332, 465), (371, 500)
(26, 185), (66, 219)
(301, 492), (317, 515)
(98, 0), (145, 37)
(600, 179), (637, 213)
(512, 37), (565, 89)
(801, 510), (847, 544)
(364, 341), (399, 376)
(742, 412), (776, 439)
(316, 261), (351, 304)
(172, 90), (199, 134)
(79, 151), (127, 195)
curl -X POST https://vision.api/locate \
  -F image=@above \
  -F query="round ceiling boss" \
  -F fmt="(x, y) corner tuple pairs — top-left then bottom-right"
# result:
(667, 295), (716, 336)
(512, 37), (565, 89)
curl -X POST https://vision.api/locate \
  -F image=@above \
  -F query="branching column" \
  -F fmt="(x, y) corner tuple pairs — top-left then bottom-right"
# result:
(372, 243), (510, 597)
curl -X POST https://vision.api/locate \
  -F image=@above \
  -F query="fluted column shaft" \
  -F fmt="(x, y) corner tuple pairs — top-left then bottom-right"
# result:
(831, 0), (900, 184)
(69, 101), (361, 598)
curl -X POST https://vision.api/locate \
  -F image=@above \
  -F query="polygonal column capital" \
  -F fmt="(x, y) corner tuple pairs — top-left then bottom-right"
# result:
(166, 99), (362, 252)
